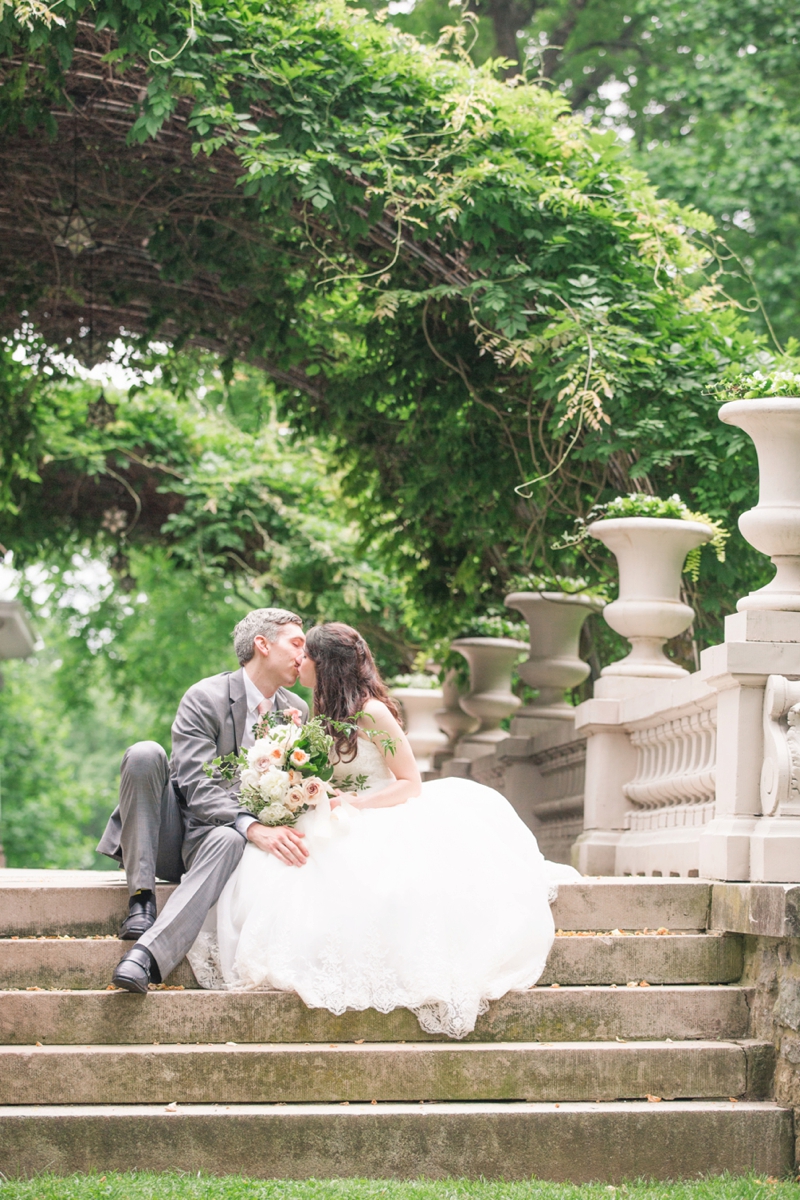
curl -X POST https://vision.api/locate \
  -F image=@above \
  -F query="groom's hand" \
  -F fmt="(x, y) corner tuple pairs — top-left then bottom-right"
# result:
(246, 822), (309, 867)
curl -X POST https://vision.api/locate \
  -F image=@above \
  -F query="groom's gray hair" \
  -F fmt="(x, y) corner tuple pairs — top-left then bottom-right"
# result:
(233, 607), (304, 665)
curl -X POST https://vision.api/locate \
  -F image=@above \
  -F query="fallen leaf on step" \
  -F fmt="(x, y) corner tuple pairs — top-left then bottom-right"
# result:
(35, 1042), (42, 1047)
(729, 1097), (739, 1103)
(550, 983), (560, 989)
(615, 1037), (627, 1043)
(656, 927), (669, 935)
(646, 1095), (662, 1103)
(626, 982), (638, 988)
(639, 981), (650, 988)
(354, 1039), (365, 1045)
(164, 1103), (178, 1113)
(611, 929), (623, 936)
(340, 1101), (349, 1106)
(371, 1099), (377, 1105)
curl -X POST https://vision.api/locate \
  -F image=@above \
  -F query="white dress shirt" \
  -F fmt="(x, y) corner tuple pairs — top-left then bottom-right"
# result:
(234, 672), (275, 839)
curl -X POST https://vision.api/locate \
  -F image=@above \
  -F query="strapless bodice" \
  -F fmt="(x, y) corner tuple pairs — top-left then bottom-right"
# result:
(331, 735), (396, 794)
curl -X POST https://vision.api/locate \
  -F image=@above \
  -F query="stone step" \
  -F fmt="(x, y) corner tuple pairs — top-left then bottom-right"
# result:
(0, 932), (743, 991)
(0, 985), (752, 1045)
(0, 1100), (791, 1181)
(0, 870), (712, 937)
(0, 1040), (773, 1105)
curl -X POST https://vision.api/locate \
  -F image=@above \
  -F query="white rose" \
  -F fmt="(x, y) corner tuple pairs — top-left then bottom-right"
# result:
(259, 768), (289, 804)
(240, 768), (261, 791)
(258, 802), (293, 826)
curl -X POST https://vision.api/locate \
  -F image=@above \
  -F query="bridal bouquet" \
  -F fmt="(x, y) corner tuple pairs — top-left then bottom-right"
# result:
(203, 709), (372, 827)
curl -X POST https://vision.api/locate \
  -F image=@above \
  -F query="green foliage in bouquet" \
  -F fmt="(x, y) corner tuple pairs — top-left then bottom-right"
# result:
(203, 709), (397, 827)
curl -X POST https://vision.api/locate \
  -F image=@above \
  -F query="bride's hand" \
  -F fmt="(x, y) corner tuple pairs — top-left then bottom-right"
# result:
(246, 821), (308, 866)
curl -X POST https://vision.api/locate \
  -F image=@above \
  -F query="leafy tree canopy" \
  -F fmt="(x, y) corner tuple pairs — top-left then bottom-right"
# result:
(382, 0), (800, 347)
(0, 0), (781, 650)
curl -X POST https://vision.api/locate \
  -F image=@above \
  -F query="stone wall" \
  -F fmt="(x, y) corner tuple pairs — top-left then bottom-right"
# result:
(741, 935), (800, 1162)
(712, 882), (800, 1164)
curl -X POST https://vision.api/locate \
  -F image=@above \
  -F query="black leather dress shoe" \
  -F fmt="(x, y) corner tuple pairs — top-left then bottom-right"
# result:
(119, 892), (157, 940)
(112, 944), (160, 993)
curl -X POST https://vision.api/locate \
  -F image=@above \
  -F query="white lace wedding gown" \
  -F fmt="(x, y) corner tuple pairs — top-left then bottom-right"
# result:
(188, 737), (578, 1039)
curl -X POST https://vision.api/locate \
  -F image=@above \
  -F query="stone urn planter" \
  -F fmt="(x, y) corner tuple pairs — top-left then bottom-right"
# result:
(589, 517), (712, 678)
(390, 684), (449, 773)
(451, 637), (528, 753)
(434, 669), (479, 752)
(505, 590), (602, 721)
(720, 397), (800, 611)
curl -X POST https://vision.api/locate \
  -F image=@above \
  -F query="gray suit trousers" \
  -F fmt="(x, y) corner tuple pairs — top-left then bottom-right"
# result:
(118, 741), (246, 981)
(117, 742), (185, 894)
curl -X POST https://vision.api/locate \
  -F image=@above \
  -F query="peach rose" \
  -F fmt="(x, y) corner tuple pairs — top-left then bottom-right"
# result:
(302, 777), (325, 805)
(285, 785), (306, 812)
(289, 748), (310, 767)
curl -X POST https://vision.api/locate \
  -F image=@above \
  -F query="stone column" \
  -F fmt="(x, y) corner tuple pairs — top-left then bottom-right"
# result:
(698, 612), (800, 880)
(698, 397), (800, 881)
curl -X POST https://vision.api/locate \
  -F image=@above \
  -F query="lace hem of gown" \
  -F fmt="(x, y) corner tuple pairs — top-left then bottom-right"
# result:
(186, 930), (227, 991)
(186, 929), (548, 1039)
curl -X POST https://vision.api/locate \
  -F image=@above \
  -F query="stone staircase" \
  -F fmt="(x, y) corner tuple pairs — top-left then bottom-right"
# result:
(0, 870), (793, 1182)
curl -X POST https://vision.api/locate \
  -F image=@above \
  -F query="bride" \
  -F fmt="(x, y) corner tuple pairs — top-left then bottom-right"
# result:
(189, 622), (578, 1038)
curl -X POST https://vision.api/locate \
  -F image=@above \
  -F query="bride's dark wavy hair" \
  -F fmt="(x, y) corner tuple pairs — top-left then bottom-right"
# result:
(305, 623), (401, 762)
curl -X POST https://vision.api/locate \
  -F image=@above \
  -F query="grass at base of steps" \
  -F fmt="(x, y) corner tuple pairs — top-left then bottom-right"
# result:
(0, 1175), (798, 1199)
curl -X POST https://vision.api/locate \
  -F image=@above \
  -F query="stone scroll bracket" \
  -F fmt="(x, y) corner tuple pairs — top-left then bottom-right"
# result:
(761, 675), (800, 817)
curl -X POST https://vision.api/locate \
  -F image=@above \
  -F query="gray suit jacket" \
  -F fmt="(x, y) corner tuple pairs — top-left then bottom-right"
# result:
(171, 668), (310, 835)
(98, 669), (310, 861)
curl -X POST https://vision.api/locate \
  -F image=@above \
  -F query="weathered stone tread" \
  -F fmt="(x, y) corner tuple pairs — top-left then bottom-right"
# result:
(0, 1039), (770, 1104)
(0, 985), (753, 1045)
(0, 1101), (791, 1182)
(0, 871), (712, 937)
(0, 933), (743, 991)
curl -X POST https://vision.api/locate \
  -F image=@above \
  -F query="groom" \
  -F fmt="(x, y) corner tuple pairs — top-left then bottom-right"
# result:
(98, 607), (310, 993)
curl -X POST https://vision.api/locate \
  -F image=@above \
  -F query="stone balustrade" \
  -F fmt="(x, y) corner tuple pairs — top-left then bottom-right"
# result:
(624, 707), (717, 811)
(574, 394), (800, 882)
(425, 397), (800, 882)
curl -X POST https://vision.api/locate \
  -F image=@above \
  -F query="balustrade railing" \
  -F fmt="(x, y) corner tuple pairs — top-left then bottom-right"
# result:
(624, 707), (717, 811)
